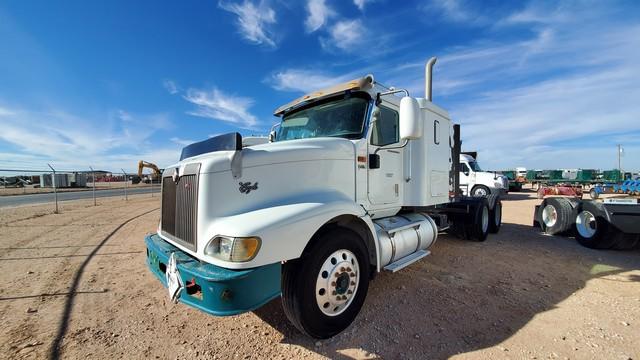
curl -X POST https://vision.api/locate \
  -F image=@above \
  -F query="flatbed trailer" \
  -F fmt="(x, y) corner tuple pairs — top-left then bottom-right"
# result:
(533, 197), (640, 250)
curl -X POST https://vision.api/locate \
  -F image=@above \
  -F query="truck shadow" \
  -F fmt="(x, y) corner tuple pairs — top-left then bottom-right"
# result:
(501, 192), (536, 201)
(254, 222), (639, 359)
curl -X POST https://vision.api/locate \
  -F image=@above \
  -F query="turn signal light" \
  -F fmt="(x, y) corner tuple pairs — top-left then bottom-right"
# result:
(205, 236), (261, 262)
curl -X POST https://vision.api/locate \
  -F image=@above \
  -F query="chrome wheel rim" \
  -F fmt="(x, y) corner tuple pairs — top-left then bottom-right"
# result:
(576, 210), (597, 238)
(474, 187), (488, 197)
(494, 204), (501, 226)
(542, 204), (558, 227)
(315, 249), (359, 317)
(482, 206), (489, 233)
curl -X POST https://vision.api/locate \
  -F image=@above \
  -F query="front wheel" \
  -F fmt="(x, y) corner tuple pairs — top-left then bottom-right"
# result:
(281, 228), (370, 338)
(471, 185), (490, 197)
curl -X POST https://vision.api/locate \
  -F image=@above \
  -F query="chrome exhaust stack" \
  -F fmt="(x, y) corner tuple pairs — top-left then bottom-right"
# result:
(425, 57), (437, 101)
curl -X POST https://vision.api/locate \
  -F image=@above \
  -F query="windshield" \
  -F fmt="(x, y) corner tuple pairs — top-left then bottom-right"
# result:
(468, 161), (483, 172)
(276, 95), (369, 141)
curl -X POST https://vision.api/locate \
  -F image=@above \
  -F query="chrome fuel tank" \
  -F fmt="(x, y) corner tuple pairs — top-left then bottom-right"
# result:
(374, 213), (438, 267)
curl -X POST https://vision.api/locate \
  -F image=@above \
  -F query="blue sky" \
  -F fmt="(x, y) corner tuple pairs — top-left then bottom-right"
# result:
(1, 0), (639, 172)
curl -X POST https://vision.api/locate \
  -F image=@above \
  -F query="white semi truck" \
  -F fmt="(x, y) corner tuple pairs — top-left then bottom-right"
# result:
(459, 152), (508, 197)
(145, 57), (502, 338)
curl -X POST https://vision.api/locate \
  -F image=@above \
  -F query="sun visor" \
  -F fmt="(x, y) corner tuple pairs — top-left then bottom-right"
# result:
(180, 132), (242, 161)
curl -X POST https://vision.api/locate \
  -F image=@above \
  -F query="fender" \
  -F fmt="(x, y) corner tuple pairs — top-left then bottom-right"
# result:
(202, 192), (376, 269)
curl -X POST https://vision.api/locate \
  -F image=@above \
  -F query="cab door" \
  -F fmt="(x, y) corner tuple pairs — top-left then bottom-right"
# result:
(368, 105), (402, 205)
(459, 162), (475, 195)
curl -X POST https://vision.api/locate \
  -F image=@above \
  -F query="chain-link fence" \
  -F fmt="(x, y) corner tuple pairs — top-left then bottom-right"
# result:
(0, 165), (160, 213)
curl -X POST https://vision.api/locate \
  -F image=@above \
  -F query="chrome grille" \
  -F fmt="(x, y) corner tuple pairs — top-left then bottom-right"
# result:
(161, 168), (199, 250)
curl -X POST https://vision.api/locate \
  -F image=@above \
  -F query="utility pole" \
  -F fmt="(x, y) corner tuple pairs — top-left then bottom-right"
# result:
(121, 168), (128, 201)
(90, 166), (96, 206)
(617, 144), (623, 179)
(47, 164), (58, 214)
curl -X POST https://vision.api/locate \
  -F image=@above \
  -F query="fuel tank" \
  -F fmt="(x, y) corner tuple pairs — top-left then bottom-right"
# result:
(374, 213), (438, 267)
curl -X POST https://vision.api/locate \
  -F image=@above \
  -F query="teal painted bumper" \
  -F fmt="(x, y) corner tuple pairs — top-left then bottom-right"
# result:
(145, 234), (281, 316)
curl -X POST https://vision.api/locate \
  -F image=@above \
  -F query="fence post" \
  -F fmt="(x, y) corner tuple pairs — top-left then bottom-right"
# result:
(89, 166), (96, 206)
(121, 168), (128, 201)
(47, 164), (59, 214)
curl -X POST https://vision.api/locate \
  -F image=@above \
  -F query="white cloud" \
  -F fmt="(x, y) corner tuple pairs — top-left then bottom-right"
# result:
(500, 2), (571, 26)
(305, 0), (335, 32)
(170, 137), (195, 146)
(0, 105), (179, 171)
(433, 14), (639, 170)
(424, 0), (477, 23)
(267, 68), (358, 93)
(0, 107), (15, 116)
(183, 87), (259, 129)
(163, 79), (179, 94)
(353, 0), (372, 11)
(320, 19), (366, 52)
(219, 1), (277, 48)
(374, 2), (640, 170)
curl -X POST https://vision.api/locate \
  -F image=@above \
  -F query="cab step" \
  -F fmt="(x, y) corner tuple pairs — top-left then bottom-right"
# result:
(383, 249), (430, 272)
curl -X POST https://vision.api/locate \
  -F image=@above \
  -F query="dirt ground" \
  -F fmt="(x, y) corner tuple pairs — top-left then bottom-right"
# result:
(0, 191), (638, 360)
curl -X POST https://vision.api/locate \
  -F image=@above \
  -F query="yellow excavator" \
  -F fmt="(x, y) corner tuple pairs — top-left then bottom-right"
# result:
(134, 160), (163, 184)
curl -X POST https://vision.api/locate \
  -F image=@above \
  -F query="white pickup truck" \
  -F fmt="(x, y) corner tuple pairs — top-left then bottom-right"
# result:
(145, 57), (502, 338)
(459, 153), (508, 197)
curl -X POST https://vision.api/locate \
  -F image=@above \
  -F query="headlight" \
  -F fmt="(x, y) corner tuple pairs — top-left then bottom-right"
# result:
(204, 236), (261, 262)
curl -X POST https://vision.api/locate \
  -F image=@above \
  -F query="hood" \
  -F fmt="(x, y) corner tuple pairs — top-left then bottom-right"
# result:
(240, 137), (355, 170)
(167, 137), (356, 176)
(476, 171), (508, 188)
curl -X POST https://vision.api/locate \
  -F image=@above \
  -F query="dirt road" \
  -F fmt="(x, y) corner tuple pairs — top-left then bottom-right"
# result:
(0, 192), (638, 359)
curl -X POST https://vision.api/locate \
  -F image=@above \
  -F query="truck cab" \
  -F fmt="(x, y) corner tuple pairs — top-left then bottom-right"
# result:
(144, 58), (502, 339)
(459, 153), (508, 197)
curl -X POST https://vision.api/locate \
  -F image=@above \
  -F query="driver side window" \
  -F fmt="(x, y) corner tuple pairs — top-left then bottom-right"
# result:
(461, 163), (470, 175)
(371, 106), (399, 146)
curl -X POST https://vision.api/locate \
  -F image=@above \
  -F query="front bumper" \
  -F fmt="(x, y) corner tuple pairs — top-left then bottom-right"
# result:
(145, 234), (281, 316)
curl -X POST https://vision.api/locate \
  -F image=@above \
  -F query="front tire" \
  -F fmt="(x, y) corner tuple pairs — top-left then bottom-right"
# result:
(281, 228), (370, 338)
(471, 185), (490, 197)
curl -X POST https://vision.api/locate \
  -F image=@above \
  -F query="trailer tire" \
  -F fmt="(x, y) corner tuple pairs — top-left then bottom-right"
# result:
(471, 185), (490, 197)
(281, 228), (370, 339)
(488, 196), (502, 233)
(539, 197), (573, 235)
(574, 202), (617, 249)
(589, 188), (599, 200)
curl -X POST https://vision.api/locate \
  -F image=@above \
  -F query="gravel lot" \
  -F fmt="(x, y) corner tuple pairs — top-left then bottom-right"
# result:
(0, 192), (638, 359)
